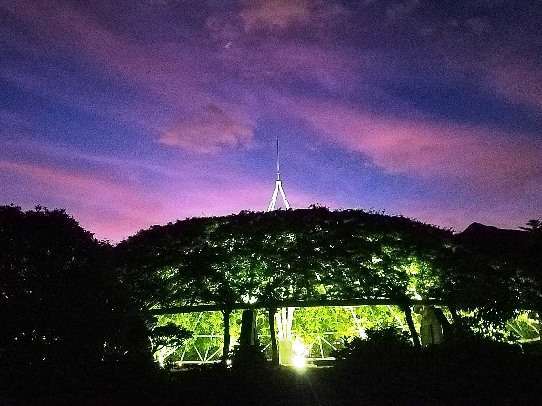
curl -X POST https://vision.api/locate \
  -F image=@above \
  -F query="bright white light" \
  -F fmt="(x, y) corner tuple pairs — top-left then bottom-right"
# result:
(293, 338), (305, 354)
(226, 359), (232, 368)
(292, 338), (307, 370)
(292, 354), (306, 369)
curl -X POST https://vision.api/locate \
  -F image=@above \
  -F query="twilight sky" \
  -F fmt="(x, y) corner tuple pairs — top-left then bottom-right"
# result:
(1, 0), (541, 242)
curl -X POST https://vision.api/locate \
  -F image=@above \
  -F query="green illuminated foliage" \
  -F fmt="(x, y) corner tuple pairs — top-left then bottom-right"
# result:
(507, 312), (541, 342)
(116, 208), (451, 309)
(115, 209), (542, 350)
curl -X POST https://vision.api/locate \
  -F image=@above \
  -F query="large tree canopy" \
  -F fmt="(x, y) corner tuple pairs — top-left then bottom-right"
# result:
(447, 222), (542, 318)
(0, 206), (149, 379)
(116, 208), (453, 310)
(116, 208), (542, 317)
(2, 205), (541, 381)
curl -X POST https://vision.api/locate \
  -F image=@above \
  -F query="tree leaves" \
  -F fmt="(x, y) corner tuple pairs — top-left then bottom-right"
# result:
(116, 208), (453, 309)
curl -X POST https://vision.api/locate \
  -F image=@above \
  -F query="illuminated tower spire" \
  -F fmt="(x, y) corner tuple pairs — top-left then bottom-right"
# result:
(266, 137), (291, 211)
(266, 137), (295, 364)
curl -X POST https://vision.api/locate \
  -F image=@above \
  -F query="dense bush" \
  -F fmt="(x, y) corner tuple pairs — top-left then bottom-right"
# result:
(433, 328), (522, 360)
(0, 206), (154, 395)
(332, 322), (525, 373)
(230, 343), (268, 370)
(332, 325), (413, 367)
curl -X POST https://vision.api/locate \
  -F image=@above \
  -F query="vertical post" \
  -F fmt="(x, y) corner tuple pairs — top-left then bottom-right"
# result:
(222, 308), (231, 364)
(240, 309), (257, 346)
(448, 305), (461, 325)
(448, 305), (464, 337)
(402, 304), (421, 349)
(268, 308), (279, 366)
(433, 307), (452, 337)
(276, 136), (280, 180)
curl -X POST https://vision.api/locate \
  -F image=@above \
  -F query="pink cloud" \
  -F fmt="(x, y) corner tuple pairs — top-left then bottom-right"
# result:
(3, 0), (250, 150)
(239, 0), (312, 30)
(489, 61), (542, 111)
(238, 0), (346, 32)
(0, 160), (165, 241)
(207, 2), (358, 91)
(279, 98), (542, 192)
(0, 151), (328, 242)
(2, 0), (361, 154)
(159, 104), (256, 153)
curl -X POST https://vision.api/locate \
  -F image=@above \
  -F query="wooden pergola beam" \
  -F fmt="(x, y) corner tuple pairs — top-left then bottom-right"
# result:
(145, 297), (446, 315)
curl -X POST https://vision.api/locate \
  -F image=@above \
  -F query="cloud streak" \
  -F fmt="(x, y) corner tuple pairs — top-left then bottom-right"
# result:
(159, 104), (256, 153)
(0, 159), (165, 236)
(281, 97), (542, 191)
(2, 0), (542, 239)
(0, 144), (327, 241)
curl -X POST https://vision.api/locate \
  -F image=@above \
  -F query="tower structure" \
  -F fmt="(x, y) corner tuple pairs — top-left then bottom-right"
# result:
(266, 137), (290, 211)
(266, 137), (295, 364)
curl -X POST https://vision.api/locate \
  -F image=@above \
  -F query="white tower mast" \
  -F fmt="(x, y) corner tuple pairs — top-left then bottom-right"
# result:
(266, 137), (295, 364)
(267, 137), (290, 211)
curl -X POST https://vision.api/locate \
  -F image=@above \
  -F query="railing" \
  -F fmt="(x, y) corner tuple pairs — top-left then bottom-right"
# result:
(165, 330), (346, 366)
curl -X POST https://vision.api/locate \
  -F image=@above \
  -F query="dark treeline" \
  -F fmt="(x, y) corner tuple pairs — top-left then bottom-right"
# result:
(1, 205), (542, 399)
(0, 206), (154, 397)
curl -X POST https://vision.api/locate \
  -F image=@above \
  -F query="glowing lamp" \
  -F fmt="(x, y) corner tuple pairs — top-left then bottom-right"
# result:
(291, 338), (307, 370)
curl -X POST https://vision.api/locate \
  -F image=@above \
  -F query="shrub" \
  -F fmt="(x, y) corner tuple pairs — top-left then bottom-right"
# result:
(332, 325), (413, 367)
(230, 343), (267, 370)
(434, 328), (522, 360)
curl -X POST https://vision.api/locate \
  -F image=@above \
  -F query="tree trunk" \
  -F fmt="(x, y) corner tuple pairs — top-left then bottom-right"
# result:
(268, 307), (279, 366)
(222, 308), (231, 364)
(433, 307), (452, 337)
(402, 305), (421, 349)
(448, 305), (461, 325)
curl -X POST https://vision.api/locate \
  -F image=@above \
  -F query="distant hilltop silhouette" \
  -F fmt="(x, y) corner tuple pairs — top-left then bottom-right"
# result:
(456, 222), (530, 255)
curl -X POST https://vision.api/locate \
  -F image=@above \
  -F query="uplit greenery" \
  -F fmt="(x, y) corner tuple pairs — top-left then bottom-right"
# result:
(113, 208), (542, 365)
(116, 208), (451, 309)
(507, 312), (541, 342)
(150, 306), (416, 365)
(4, 206), (539, 374)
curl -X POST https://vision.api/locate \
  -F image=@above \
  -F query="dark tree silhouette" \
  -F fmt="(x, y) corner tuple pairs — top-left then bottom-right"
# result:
(520, 218), (542, 234)
(0, 206), (151, 393)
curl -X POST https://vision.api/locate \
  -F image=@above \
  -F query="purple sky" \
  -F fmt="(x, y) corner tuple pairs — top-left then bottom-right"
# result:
(1, 0), (541, 242)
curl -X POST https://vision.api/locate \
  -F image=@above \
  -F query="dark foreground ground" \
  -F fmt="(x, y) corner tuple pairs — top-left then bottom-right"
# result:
(3, 355), (542, 405)
(160, 358), (541, 405)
